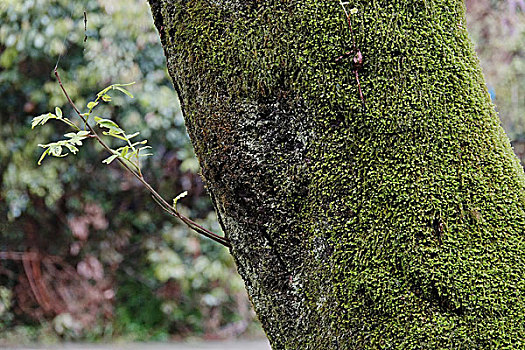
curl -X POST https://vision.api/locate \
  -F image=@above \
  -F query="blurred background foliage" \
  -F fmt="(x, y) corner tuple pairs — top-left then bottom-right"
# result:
(0, 0), (523, 344)
(0, 0), (256, 343)
(466, 0), (525, 138)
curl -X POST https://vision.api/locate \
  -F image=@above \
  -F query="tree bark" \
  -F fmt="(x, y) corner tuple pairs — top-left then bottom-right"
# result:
(147, 0), (525, 348)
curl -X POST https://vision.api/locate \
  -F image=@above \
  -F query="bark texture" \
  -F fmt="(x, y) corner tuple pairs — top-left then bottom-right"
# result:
(147, 0), (525, 348)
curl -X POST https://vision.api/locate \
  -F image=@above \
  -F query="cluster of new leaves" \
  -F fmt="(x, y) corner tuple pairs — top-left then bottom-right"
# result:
(32, 72), (230, 249)
(37, 130), (90, 165)
(32, 83), (152, 175)
(32, 107), (88, 164)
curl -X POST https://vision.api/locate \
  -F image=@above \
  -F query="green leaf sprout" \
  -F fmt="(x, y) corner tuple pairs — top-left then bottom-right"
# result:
(33, 72), (230, 247)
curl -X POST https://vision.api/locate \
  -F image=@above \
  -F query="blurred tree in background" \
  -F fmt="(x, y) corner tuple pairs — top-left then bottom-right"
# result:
(0, 0), (254, 343)
(0, 0), (522, 344)
(466, 0), (525, 139)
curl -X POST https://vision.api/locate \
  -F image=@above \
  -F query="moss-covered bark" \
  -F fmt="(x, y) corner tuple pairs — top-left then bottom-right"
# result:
(147, 0), (525, 348)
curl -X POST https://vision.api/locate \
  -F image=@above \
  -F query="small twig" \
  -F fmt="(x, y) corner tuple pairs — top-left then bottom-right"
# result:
(54, 68), (231, 248)
(339, 0), (357, 51)
(338, 1), (366, 107)
(151, 195), (231, 247)
(355, 67), (365, 109)
(83, 11), (87, 43)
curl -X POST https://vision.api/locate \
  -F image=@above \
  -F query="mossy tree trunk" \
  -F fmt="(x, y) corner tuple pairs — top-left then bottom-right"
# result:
(147, 0), (525, 348)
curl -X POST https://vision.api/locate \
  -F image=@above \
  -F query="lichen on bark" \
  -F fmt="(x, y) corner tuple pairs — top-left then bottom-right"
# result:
(148, 0), (525, 348)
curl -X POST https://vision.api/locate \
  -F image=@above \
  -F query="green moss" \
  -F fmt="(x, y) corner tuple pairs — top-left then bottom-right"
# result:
(149, 0), (525, 348)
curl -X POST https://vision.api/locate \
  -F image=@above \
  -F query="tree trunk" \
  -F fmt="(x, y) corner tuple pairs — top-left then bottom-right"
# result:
(147, 0), (525, 348)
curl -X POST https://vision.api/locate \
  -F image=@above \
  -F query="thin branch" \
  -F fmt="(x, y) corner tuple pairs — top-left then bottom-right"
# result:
(339, 0), (357, 50)
(338, 1), (365, 107)
(151, 195), (231, 247)
(54, 68), (231, 248)
(355, 70), (365, 108)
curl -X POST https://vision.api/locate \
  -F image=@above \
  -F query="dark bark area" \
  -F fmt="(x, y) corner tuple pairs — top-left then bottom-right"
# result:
(147, 0), (525, 348)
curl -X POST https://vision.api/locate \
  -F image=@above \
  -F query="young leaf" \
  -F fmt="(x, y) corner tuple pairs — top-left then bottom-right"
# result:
(31, 112), (57, 129)
(96, 82), (134, 99)
(96, 86), (112, 98)
(104, 133), (128, 141)
(113, 82), (136, 87)
(102, 154), (119, 165)
(172, 191), (188, 210)
(51, 145), (63, 157)
(63, 143), (79, 154)
(37, 148), (51, 165)
(115, 86), (134, 98)
(55, 107), (63, 118)
(87, 101), (99, 110)
(62, 117), (81, 131)
(64, 130), (90, 146)
(94, 117), (124, 134)
(131, 140), (148, 147)
(118, 146), (129, 157)
(138, 145), (153, 158)
(124, 152), (135, 161)
(126, 132), (140, 139)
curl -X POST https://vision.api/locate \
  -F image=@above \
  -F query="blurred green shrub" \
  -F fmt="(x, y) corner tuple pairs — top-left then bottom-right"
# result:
(0, 0), (253, 342)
